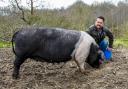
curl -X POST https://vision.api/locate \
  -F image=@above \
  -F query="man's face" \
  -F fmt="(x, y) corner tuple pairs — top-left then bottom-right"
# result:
(95, 18), (104, 29)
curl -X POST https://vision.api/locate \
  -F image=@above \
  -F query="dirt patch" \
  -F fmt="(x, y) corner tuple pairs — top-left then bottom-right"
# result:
(0, 48), (128, 89)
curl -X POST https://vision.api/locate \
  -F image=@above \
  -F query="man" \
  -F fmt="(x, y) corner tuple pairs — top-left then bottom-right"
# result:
(87, 16), (114, 62)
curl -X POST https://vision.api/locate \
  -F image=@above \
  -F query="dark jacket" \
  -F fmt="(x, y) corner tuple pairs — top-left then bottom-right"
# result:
(87, 25), (114, 48)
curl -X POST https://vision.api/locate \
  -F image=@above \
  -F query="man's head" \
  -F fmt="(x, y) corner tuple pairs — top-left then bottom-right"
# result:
(95, 16), (105, 29)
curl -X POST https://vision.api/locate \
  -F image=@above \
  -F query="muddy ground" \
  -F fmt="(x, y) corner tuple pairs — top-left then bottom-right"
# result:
(0, 48), (128, 89)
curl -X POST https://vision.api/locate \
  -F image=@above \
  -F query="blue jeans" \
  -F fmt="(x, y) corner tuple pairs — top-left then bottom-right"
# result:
(99, 40), (108, 52)
(99, 40), (112, 60)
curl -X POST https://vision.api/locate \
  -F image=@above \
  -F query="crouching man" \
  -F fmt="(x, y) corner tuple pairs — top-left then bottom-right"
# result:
(87, 16), (114, 63)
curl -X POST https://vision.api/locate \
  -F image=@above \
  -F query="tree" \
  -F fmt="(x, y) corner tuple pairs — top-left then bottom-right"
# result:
(14, 0), (28, 23)
(9, 0), (42, 25)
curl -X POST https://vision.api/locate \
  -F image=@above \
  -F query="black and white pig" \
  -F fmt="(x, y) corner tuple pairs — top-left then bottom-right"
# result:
(12, 27), (102, 79)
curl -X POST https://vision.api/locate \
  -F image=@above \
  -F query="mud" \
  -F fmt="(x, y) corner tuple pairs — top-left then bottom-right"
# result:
(0, 48), (128, 89)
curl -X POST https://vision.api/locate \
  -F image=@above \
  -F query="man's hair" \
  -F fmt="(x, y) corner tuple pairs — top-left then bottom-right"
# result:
(97, 16), (105, 22)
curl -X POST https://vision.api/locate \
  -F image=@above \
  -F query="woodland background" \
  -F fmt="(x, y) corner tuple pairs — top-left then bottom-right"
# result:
(0, 0), (128, 47)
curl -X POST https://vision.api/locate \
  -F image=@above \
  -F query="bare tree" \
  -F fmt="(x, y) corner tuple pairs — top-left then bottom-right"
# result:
(30, 0), (34, 15)
(9, 0), (37, 24)
(14, 0), (28, 23)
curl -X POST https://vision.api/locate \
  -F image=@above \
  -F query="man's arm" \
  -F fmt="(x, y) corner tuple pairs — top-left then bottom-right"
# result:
(86, 25), (96, 37)
(105, 28), (114, 48)
(86, 25), (93, 34)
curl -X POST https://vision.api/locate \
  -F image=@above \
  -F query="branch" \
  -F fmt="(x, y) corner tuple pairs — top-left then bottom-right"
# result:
(14, 0), (30, 24)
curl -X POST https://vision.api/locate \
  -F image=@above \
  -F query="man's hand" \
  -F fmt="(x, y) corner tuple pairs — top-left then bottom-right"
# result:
(107, 47), (112, 51)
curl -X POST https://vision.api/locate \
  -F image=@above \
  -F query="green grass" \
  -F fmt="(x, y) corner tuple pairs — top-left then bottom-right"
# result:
(0, 39), (128, 48)
(114, 39), (128, 48)
(0, 41), (11, 48)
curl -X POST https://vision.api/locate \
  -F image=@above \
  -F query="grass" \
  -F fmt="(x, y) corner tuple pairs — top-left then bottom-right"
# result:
(114, 38), (128, 48)
(0, 38), (128, 48)
(0, 41), (12, 48)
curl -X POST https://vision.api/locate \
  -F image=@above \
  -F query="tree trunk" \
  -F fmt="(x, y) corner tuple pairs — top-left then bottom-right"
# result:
(30, 0), (34, 15)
